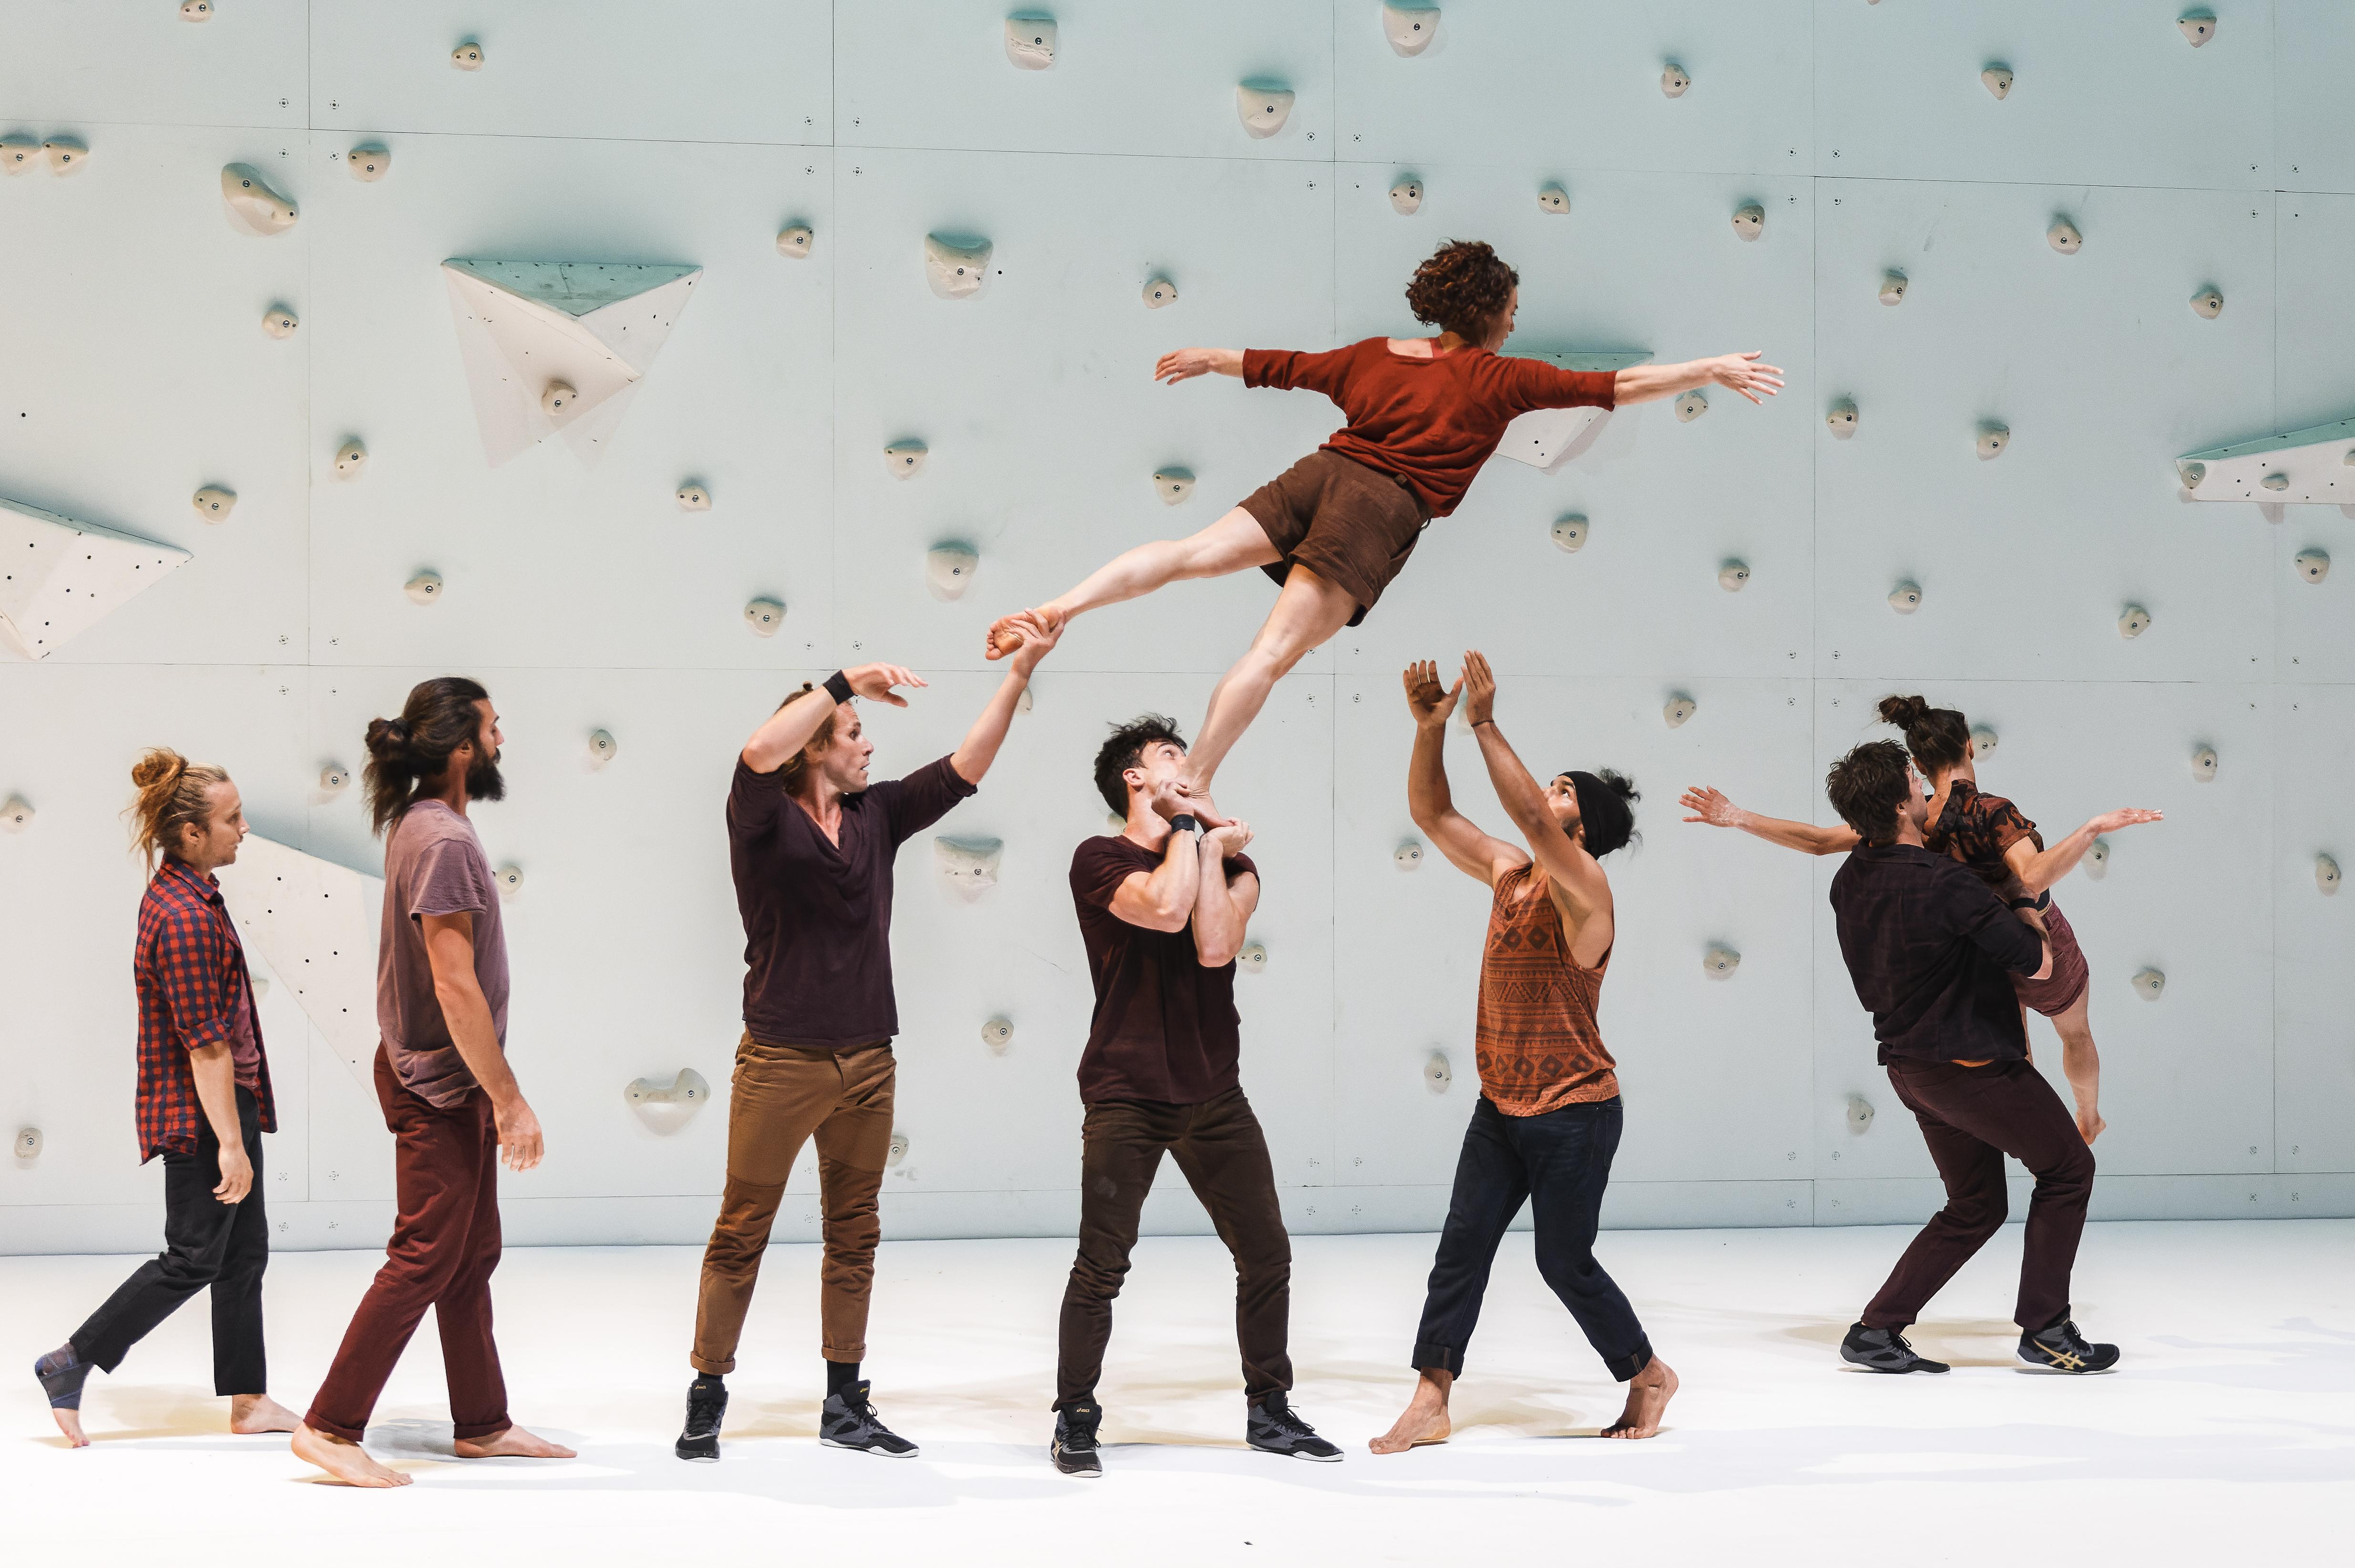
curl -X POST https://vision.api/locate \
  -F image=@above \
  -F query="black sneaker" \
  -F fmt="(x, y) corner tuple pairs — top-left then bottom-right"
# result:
(1247, 1393), (1341, 1461)
(819, 1380), (919, 1457)
(1052, 1401), (1103, 1477)
(2019, 1317), (2120, 1374)
(1840, 1322), (1951, 1375)
(675, 1375), (727, 1462)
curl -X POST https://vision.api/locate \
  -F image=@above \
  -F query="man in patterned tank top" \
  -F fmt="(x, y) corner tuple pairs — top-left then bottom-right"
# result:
(1370, 654), (1678, 1456)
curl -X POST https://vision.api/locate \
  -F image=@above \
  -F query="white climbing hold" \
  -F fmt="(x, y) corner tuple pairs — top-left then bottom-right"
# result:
(262, 305), (298, 337)
(0, 498), (192, 661)
(2191, 287), (2223, 319)
(182, 0), (213, 18)
(625, 1068), (709, 1133)
(192, 487), (236, 523)
(2085, 838), (2110, 879)
(2178, 12), (2215, 47)
(2178, 460), (2207, 490)
(935, 836), (1003, 897)
(926, 542), (980, 601)
(1383, 4), (1440, 56)
(1, 137), (38, 174)
(885, 440), (927, 479)
(1016, 686), (1033, 714)
(1237, 84), (1295, 139)
(2, 796), (34, 832)
(1153, 468), (1195, 505)
(888, 1131), (909, 1168)
(1889, 581), (1923, 615)
(1389, 178), (1423, 215)
(1551, 515), (1589, 553)
(1395, 840), (1424, 871)
(334, 438), (368, 479)
(1846, 1094), (1874, 1134)
(2048, 218), (2082, 254)
(2118, 605), (2151, 639)
(540, 381), (579, 420)
(1718, 560), (1751, 592)
(1879, 271), (1907, 305)
(2262, 472), (2290, 491)
(775, 224), (813, 259)
(744, 597), (785, 637)
(1732, 203), (1764, 241)
(924, 234), (993, 299)
(43, 139), (88, 175)
(1676, 390), (1708, 422)
(347, 145), (390, 182)
(1702, 944), (1741, 980)
(1143, 277), (1178, 309)
(1537, 183), (1570, 215)
(451, 40), (484, 70)
(588, 729), (618, 765)
(319, 764), (349, 793)
(1981, 65), (2013, 100)
(2131, 967), (2166, 1001)
(1977, 425), (2010, 460)
(1424, 1050), (1452, 1093)
(1237, 940), (1268, 973)
(2191, 745), (2218, 782)
(495, 863), (524, 899)
(1970, 726), (1998, 758)
(403, 570), (442, 605)
(1661, 61), (1690, 98)
(2295, 549), (2329, 583)
(1664, 694), (1697, 729)
(982, 1016), (1014, 1052)
(221, 163), (298, 235)
(1827, 402), (1858, 439)
(2317, 855), (2341, 895)
(1005, 16), (1055, 69)
(676, 483), (710, 511)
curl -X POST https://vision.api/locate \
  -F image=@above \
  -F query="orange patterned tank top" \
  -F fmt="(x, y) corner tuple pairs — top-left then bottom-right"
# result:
(1474, 862), (1618, 1116)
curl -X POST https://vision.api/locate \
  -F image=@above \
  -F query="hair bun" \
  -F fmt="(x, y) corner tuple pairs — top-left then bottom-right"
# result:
(1877, 694), (1929, 727)
(130, 747), (188, 791)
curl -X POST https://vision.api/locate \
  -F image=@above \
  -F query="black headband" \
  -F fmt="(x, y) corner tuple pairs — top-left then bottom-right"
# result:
(1567, 771), (1634, 858)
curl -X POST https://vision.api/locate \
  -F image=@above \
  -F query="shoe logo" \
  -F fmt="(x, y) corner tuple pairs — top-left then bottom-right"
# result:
(2042, 1343), (2086, 1370)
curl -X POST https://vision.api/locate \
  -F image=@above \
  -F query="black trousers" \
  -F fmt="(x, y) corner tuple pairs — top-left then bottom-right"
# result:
(1411, 1095), (1652, 1382)
(71, 1087), (269, 1395)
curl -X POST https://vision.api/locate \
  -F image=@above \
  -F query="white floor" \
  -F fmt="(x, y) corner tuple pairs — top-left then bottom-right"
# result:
(8, 1221), (2351, 1565)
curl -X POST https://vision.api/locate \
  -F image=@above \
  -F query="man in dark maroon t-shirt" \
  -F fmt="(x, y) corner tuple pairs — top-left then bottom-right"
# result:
(1046, 715), (1341, 1477)
(676, 616), (1060, 1466)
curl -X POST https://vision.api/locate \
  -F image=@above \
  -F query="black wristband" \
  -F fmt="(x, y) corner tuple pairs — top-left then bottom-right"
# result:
(1171, 814), (1201, 835)
(2007, 896), (2046, 912)
(823, 670), (854, 704)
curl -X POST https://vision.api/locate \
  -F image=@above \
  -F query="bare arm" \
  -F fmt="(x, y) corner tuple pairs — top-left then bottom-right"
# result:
(1461, 652), (1614, 963)
(421, 911), (542, 1171)
(1191, 824), (1259, 967)
(1680, 786), (1860, 856)
(1613, 353), (1785, 407)
(950, 614), (1061, 784)
(186, 1043), (251, 1203)
(1154, 347), (1246, 383)
(1106, 816), (1203, 934)
(742, 662), (926, 772)
(2004, 808), (2164, 896)
(1402, 659), (1526, 886)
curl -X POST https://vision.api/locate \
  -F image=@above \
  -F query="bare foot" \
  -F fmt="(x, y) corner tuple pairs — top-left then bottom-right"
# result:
(453, 1424), (575, 1459)
(985, 606), (1063, 661)
(1176, 786), (1228, 828)
(292, 1422), (411, 1487)
(50, 1405), (88, 1447)
(1369, 1370), (1452, 1455)
(1601, 1357), (1678, 1440)
(229, 1393), (302, 1434)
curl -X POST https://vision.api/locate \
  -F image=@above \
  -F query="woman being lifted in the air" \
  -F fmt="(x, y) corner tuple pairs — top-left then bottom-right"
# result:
(984, 238), (1783, 811)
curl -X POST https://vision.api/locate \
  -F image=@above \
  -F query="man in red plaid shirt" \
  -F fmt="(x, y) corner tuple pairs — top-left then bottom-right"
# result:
(33, 750), (301, 1444)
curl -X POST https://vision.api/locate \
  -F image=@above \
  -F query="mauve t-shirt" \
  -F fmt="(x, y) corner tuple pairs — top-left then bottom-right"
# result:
(1069, 835), (1259, 1106)
(377, 800), (510, 1108)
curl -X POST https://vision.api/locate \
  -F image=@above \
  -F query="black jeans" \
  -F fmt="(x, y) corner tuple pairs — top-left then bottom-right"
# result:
(1411, 1095), (1652, 1382)
(71, 1086), (269, 1395)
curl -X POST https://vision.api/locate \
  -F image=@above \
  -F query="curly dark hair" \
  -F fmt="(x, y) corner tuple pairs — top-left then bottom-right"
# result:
(1405, 240), (1519, 341)
(1093, 713), (1186, 817)
(1825, 739), (1915, 844)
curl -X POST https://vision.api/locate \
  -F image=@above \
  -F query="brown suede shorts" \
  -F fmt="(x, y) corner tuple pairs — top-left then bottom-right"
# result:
(2012, 897), (2090, 1018)
(1239, 449), (1430, 627)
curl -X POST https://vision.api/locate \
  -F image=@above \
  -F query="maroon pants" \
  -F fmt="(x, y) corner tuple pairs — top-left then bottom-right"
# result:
(1863, 1057), (2095, 1335)
(304, 1046), (510, 1443)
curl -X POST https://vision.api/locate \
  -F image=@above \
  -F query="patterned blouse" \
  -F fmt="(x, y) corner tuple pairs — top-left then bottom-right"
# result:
(1925, 778), (2043, 891)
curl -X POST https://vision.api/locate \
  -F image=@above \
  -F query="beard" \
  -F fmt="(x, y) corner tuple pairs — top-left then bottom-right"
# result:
(465, 748), (506, 803)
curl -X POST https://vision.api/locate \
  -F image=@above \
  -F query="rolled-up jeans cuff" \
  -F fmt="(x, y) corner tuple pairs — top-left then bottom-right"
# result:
(1606, 1340), (1654, 1383)
(1411, 1341), (1465, 1377)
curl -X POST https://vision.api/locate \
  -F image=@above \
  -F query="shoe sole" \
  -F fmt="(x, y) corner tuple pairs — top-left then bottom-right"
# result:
(1840, 1359), (1950, 1375)
(1253, 1446), (1342, 1462)
(1051, 1444), (1102, 1476)
(675, 1450), (719, 1463)
(820, 1436), (920, 1458)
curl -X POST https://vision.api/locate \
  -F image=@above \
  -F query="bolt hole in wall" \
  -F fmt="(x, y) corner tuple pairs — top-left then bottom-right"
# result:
(0, 0), (2348, 1245)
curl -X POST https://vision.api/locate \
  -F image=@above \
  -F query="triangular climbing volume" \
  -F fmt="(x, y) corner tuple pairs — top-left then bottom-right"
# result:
(440, 259), (702, 468)
(1492, 352), (1651, 472)
(2177, 415), (2355, 508)
(214, 835), (384, 1092)
(0, 498), (192, 661)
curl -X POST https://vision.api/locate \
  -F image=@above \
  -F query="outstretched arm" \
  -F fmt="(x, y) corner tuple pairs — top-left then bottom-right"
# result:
(950, 613), (1061, 784)
(1614, 353), (1785, 407)
(1191, 823), (1260, 967)
(1680, 786), (1859, 856)
(1154, 348), (1245, 383)
(743, 662), (924, 772)
(1402, 660), (1525, 886)
(2005, 808), (2164, 896)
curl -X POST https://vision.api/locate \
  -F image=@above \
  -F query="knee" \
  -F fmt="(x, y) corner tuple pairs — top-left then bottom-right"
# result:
(2046, 1141), (2096, 1193)
(1944, 1190), (2009, 1239)
(1065, 1253), (1131, 1305)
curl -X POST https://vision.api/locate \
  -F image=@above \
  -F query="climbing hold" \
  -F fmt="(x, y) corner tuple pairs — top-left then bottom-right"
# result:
(2295, 549), (2330, 583)
(982, 1016), (1014, 1052)
(496, 864), (524, 899)
(0, 796), (31, 832)
(1237, 940), (1268, 973)
(2130, 967), (2165, 1001)
(181, 0), (213, 18)
(1976, 425), (2010, 460)
(541, 380), (577, 419)
(1846, 1095), (1874, 1134)
(1388, 178), (1423, 215)
(1661, 61), (1690, 98)
(1383, 4), (1439, 56)
(2262, 472), (2290, 491)
(1142, 277), (1178, 309)
(262, 305), (298, 337)
(776, 224), (813, 259)
(334, 438), (368, 479)
(1718, 560), (1751, 592)
(2085, 838), (2110, 879)
(935, 836), (1003, 897)
(319, 764), (349, 793)
(926, 542), (980, 601)
(220, 163), (298, 235)
(588, 729), (618, 765)
(1889, 581), (1924, 615)
(1005, 16), (1055, 69)
(924, 234), (993, 299)
(2178, 461), (2206, 490)
(1731, 203), (1764, 241)
(744, 597), (785, 636)
(2316, 854), (2341, 895)
(451, 40), (484, 70)
(1237, 84), (1295, 138)
(885, 440), (927, 479)
(1970, 726), (1998, 758)
(1424, 1051), (1452, 1093)
(1676, 390), (1707, 422)
(2048, 218), (2082, 254)
(1551, 514), (1590, 553)
(1664, 694), (1697, 729)
(1702, 944), (1740, 980)
(2191, 745), (2218, 782)
(2191, 287), (2223, 319)
(888, 1131), (909, 1167)
(192, 487), (236, 523)
(1395, 840), (1424, 871)
(1537, 183), (1570, 215)
(1879, 271), (1907, 305)
(347, 145), (390, 182)
(403, 570), (442, 605)
(1, 137), (37, 173)
(1826, 402), (1858, 439)
(1016, 686), (1033, 714)
(43, 139), (88, 175)
(14, 1126), (41, 1160)
(676, 483), (710, 511)
(625, 1068), (710, 1132)
(1153, 468), (1195, 504)
(2176, 417), (2355, 505)
(1981, 65), (2013, 100)
(2178, 12), (2215, 47)
(2118, 605), (2151, 639)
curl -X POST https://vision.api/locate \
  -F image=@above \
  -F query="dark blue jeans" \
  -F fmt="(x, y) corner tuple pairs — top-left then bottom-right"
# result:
(1411, 1094), (1652, 1382)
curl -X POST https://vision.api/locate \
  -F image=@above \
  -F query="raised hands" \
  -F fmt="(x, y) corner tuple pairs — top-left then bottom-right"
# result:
(843, 662), (927, 707)
(1401, 659), (1462, 729)
(1459, 651), (1498, 727)
(984, 605), (1065, 662)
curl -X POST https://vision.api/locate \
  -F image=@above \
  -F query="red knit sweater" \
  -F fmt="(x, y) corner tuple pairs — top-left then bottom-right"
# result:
(1242, 337), (1616, 517)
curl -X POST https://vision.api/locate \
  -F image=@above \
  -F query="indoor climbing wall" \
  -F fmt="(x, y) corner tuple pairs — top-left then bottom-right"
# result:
(3, 0), (2351, 1253)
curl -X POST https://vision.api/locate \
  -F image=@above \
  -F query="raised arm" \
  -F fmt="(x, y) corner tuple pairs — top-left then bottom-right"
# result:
(1613, 353), (1784, 407)
(1461, 654), (1612, 956)
(420, 911), (542, 1171)
(950, 613), (1061, 784)
(743, 662), (924, 772)
(1680, 785), (1860, 856)
(1402, 660), (1525, 886)
(1107, 796), (1204, 934)
(2005, 807), (2164, 896)
(1190, 822), (1260, 967)
(1153, 347), (1246, 384)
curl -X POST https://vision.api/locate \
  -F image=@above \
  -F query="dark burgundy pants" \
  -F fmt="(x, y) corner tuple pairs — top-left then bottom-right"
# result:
(1864, 1057), (2095, 1334)
(304, 1047), (510, 1443)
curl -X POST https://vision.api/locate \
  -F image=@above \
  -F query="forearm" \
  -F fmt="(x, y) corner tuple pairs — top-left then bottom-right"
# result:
(949, 666), (1032, 784)
(1405, 723), (1457, 828)
(1737, 810), (1854, 856)
(434, 979), (520, 1105)
(1190, 843), (1247, 964)
(1612, 359), (1713, 406)
(2015, 825), (2099, 895)
(1207, 349), (1246, 377)
(186, 1044), (244, 1148)
(1143, 835), (1203, 924)
(1471, 721), (1553, 839)
(744, 685), (840, 771)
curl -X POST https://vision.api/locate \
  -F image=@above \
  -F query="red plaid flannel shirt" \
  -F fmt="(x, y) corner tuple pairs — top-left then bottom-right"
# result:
(133, 858), (276, 1161)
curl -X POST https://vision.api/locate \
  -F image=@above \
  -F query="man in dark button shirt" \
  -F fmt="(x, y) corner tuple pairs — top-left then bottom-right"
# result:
(1823, 741), (2119, 1378)
(1046, 715), (1341, 1476)
(676, 615), (1060, 1465)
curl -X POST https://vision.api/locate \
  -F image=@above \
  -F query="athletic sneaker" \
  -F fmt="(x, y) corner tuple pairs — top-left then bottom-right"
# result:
(1051, 1401), (1103, 1477)
(2018, 1317), (2120, 1374)
(675, 1375), (727, 1462)
(1839, 1322), (1951, 1375)
(820, 1380), (919, 1457)
(1246, 1393), (1342, 1461)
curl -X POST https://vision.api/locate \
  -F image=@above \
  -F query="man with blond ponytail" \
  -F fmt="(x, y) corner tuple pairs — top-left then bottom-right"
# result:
(32, 750), (300, 1446)
(293, 678), (573, 1487)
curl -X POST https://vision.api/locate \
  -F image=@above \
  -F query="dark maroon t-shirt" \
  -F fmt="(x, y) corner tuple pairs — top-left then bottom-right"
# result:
(729, 753), (974, 1049)
(1069, 834), (1260, 1105)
